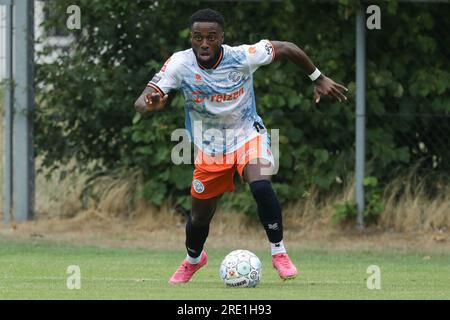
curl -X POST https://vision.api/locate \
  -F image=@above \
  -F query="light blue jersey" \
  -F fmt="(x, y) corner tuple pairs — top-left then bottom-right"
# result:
(148, 39), (275, 155)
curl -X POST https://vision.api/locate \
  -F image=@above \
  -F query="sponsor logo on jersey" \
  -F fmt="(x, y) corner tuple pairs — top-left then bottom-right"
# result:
(193, 179), (205, 193)
(248, 46), (256, 54)
(227, 71), (243, 83)
(191, 86), (245, 104)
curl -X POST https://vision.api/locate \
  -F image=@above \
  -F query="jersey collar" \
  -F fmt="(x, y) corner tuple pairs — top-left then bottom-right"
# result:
(197, 46), (224, 70)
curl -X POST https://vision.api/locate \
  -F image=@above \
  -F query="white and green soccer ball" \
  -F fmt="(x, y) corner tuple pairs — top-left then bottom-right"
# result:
(219, 249), (262, 288)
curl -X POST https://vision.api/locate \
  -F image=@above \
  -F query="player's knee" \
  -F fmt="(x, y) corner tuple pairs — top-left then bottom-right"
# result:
(250, 180), (282, 219)
(249, 179), (274, 199)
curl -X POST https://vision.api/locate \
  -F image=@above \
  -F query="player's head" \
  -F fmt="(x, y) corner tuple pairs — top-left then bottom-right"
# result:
(189, 9), (225, 67)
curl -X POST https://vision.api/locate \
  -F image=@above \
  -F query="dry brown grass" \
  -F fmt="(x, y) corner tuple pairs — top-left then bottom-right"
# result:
(1, 162), (449, 252)
(283, 180), (356, 231)
(381, 173), (450, 232)
(34, 159), (90, 218)
(2, 150), (449, 234)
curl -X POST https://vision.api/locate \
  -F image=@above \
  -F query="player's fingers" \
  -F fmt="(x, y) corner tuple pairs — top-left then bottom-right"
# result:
(151, 92), (162, 102)
(154, 94), (167, 111)
(145, 93), (152, 105)
(335, 82), (349, 92)
(314, 88), (321, 104)
(327, 89), (342, 102)
(332, 86), (347, 101)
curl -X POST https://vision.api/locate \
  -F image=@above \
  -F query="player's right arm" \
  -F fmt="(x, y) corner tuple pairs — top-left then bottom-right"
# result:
(134, 54), (182, 115)
(134, 86), (168, 115)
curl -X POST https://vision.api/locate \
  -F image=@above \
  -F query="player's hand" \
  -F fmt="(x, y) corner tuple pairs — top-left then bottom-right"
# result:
(145, 92), (168, 111)
(314, 75), (348, 103)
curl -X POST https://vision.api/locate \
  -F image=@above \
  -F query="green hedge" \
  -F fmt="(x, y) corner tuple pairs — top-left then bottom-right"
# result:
(35, 0), (450, 214)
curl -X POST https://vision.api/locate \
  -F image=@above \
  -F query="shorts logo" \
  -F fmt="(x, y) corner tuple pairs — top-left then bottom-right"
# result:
(265, 43), (273, 56)
(193, 179), (205, 193)
(227, 71), (242, 83)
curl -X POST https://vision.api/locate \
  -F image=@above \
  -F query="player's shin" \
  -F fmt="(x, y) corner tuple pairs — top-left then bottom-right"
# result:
(185, 215), (210, 263)
(249, 180), (286, 255)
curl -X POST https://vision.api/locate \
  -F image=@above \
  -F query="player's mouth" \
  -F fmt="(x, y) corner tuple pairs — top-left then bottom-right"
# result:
(199, 52), (211, 59)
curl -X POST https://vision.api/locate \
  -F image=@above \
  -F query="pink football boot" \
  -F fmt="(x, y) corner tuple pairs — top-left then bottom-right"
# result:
(272, 253), (298, 279)
(168, 251), (208, 284)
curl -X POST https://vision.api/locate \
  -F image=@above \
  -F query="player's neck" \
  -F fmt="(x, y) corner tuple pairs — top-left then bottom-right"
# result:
(197, 46), (223, 70)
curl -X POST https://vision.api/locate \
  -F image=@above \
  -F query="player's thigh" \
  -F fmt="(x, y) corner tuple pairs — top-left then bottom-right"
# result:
(191, 195), (220, 226)
(238, 132), (275, 183)
(243, 158), (273, 183)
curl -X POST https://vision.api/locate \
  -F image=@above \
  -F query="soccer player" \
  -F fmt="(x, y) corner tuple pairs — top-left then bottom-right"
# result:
(135, 9), (348, 284)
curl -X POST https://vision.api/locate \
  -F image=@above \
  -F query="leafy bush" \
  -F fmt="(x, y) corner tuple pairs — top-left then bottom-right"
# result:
(35, 0), (450, 215)
(333, 176), (384, 226)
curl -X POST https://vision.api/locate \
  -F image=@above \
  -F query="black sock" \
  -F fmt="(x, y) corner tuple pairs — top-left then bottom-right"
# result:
(185, 216), (210, 258)
(249, 180), (283, 243)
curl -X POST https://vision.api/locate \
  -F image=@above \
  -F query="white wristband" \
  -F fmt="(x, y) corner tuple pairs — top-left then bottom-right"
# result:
(308, 68), (321, 81)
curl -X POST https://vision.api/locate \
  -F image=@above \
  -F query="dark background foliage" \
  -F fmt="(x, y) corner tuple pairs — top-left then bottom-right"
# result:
(35, 0), (450, 214)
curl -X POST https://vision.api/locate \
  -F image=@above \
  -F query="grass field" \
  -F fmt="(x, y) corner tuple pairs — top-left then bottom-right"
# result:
(0, 236), (449, 300)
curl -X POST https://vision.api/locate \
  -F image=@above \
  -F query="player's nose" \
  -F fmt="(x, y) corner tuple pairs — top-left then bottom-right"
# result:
(200, 39), (209, 50)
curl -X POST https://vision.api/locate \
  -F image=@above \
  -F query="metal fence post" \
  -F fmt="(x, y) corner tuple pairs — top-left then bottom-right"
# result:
(1, 0), (13, 224)
(355, 9), (366, 230)
(13, 0), (35, 221)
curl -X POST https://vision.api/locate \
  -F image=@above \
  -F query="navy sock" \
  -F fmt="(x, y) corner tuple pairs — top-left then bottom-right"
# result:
(185, 216), (210, 258)
(249, 180), (283, 243)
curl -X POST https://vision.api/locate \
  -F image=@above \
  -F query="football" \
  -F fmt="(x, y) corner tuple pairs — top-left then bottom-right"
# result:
(219, 249), (262, 288)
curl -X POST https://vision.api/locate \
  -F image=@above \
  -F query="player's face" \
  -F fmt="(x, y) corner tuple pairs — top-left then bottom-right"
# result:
(191, 22), (224, 67)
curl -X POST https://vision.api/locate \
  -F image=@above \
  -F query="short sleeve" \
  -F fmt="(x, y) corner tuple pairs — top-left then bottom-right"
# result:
(241, 39), (276, 73)
(147, 54), (182, 95)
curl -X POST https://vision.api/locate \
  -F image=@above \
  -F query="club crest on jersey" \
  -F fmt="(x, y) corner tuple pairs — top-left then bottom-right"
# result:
(227, 71), (243, 83)
(193, 179), (205, 193)
(265, 43), (273, 56)
(195, 74), (202, 82)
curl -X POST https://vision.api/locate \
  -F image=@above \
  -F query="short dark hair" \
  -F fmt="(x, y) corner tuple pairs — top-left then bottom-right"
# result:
(189, 9), (225, 29)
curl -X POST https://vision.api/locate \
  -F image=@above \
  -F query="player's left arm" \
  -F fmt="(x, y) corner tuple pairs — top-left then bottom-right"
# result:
(271, 41), (348, 103)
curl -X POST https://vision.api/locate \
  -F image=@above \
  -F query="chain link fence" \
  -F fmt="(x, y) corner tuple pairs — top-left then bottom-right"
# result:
(365, 1), (450, 179)
(1, 1), (449, 229)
